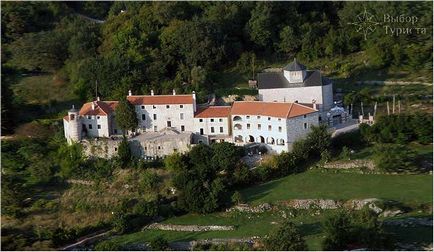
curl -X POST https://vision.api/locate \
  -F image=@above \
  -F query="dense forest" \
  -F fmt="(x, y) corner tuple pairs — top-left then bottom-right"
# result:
(2, 2), (432, 102)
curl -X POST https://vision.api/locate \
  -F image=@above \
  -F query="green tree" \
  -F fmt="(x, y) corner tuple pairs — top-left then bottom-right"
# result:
(190, 66), (207, 91)
(373, 144), (417, 173)
(231, 191), (244, 205)
(279, 26), (300, 55)
(115, 97), (138, 134)
(264, 221), (307, 251)
(149, 236), (169, 251)
(211, 142), (243, 174)
(117, 136), (132, 168)
(57, 143), (83, 178)
(164, 152), (188, 172)
(247, 2), (273, 48)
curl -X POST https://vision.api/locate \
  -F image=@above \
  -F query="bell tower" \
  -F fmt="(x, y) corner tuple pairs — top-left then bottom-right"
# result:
(67, 105), (82, 142)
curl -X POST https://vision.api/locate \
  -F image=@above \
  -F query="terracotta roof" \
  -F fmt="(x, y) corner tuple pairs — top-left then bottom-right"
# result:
(63, 115), (69, 122)
(127, 95), (193, 105)
(194, 106), (231, 118)
(79, 101), (118, 116)
(231, 101), (317, 119)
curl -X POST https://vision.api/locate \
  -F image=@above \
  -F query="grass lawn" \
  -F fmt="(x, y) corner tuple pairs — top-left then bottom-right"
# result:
(240, 170), (433, 205)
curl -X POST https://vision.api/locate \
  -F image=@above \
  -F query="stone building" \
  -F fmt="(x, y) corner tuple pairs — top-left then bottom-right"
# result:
(257, 59), (333, 121)
(231, 101), (319, 153)
(64, 88), (321, 157)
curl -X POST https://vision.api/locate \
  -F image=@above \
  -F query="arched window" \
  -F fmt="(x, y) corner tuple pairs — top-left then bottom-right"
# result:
(234, 124), (242, 130)
(246, 135), (255, 143)
(257, 136), (265, 143)
(233, 116), (242, 121)
(267, 137), (275, 145)
(234, 135), (244, 143)
(277, 139), (285, 145)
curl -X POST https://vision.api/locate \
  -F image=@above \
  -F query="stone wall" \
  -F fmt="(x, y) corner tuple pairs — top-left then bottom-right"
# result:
(143, 223), (235, 232)
(322, 159), (375, 170)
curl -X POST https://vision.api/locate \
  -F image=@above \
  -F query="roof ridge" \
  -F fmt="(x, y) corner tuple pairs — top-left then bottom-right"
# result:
(286, 103), (294, 118)
(293, 102), (317, 111)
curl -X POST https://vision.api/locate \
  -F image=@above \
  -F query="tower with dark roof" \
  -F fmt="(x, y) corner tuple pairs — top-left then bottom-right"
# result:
(283, 58), (307, 83)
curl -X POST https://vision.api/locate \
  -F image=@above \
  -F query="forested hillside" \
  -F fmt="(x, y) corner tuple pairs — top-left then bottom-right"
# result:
(2, 2), (432, 104)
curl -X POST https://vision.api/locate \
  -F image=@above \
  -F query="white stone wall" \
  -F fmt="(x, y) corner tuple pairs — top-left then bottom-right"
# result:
(193, 116), (230, 136)
(258, 84), (333, 111)
(134, 104), (195, 133)
(81, 115), (110, 138)
(231, 114), (289, 153)
(283, 70), (305, 83)
(286, 112), (319, 150)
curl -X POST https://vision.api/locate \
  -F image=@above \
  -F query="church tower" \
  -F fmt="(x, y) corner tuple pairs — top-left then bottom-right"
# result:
(283, 58), (307, 83)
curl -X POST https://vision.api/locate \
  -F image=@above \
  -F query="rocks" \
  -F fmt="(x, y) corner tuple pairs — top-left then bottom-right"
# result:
(143, 223), (235, 232)
(227, 203), (272, 213)
(380, 209), (403, 218)
(286, 199), (342, 210)
(322, 159), (375, 170)
(346, 198), (383, 213)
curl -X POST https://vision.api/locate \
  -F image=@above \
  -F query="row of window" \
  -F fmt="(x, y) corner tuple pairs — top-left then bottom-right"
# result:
(198, 118), (224, 123)
(142, 113), (185, 121)
(141, 104), (184, 110)
(199, 126), (225, 135)
(87, 115), (101, 120)
(84, 124), (101, 130)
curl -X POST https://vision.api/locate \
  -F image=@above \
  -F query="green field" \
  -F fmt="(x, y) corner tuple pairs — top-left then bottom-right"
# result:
(100, 170), (433, 250)
(241, 170), (433, 205)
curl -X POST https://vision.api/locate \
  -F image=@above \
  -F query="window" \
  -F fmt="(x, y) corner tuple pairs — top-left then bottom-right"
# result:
(141, 105), (145, 109)
(199, 119), (203, 122)
(142, 114), (146, 120)
(220, 127), (223, 133)
(87, 116), (91, 119)
(180, 105), (184, 108)
(97, 124), (101, 129)
(258, 124), (261, 130)
(210, 119), (214, 122)
(166, 105), (170, 109)
(180, 113), (184, 120)
(200, 128), (204, 135)
(153, 105), (156, 109)
(88, 124), (92, 129)
(278, 126), (282, 132)
(97, 116), (100, 119)
(268, 125), (272, 131)
(211, 127), (215, 133)
(114, 129), (117, 134)
(247, 123), (251, 129)
(181, 125), (185, 131)
(154, 126), (157, 132)
(115, 148), (117, 151)
(304, 114), (307, 118)
(219, 118), (223, 122)
(246, 116), (250, 119)
(304, 123), (308, 129)
(158, 146), (161, 150)
(153, 114), (157, 120)
(278, 118), (281, 121)
(268, 117), (271, 121)
(257, 116), (261, 119)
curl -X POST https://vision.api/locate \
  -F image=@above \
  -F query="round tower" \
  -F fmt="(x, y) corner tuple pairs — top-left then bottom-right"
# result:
(68, 105), (82, 142)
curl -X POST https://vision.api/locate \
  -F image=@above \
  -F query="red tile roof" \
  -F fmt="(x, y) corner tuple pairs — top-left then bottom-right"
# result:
(194, 106), (231, 118)
(231, 101), (317, 119)
(127, 95), (193, 105)
(79, 101), (119, 116)
(63, 115), (69, 122)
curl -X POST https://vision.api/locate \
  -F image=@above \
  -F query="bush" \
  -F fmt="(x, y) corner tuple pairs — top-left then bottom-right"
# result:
(94, 240), (122, 251)
(373, 144), (417, 173)
(322, 208), (393, 250)
(139, 171), (160, 191)
(231, 191), (244, 205)
(264, 221), (307, 251)
(149, 236), (169, 251)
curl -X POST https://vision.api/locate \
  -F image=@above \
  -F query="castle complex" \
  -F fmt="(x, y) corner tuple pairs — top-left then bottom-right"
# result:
(64, 60), (346, 158)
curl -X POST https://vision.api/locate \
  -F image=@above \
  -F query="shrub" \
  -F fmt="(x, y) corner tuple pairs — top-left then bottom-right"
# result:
(94, 240), (122, 251)
(264, 221), (307, 251)
(231, 191), (244, 205)
(149, 236), (169, 251)
(340, 146), (351, 160)
(139, 171), (160, 191)
(373, 144), (417, 173)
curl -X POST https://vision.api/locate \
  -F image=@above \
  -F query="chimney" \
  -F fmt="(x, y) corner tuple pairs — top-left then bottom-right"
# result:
(173, 89), (176, 95)
(151, 90), (154, 96)
(72, 105), (75, 109)
(128, 90), (132, 96)
(97, 96), (100, 101)
(91, 101), (96, 110)
(192, 91), (197, 112)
